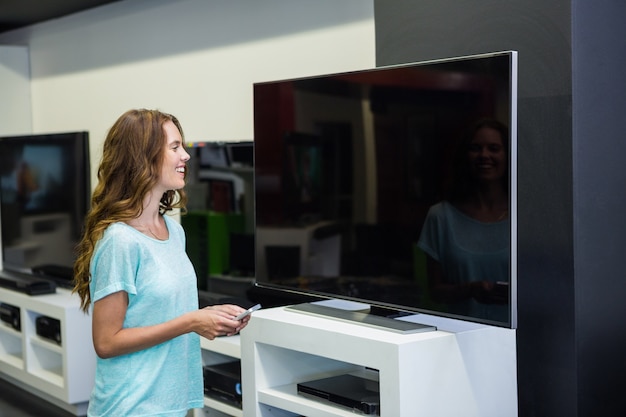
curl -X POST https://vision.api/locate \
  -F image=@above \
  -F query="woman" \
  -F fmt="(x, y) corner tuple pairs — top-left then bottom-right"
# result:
(73, 109), (249, 416)
(417, 118), (509, 322)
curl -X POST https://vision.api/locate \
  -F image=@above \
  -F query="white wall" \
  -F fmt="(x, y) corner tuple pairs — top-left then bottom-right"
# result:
(0, 0), (375, 184)
(0, 0), (374, 270)
(0, 46), (32, 136)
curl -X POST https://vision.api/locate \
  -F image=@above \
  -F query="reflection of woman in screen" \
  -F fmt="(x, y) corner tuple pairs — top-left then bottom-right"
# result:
(417, 119), (509, 322)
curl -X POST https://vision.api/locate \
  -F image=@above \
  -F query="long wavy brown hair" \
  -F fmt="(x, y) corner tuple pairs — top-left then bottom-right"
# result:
(73, 109), (188, 312)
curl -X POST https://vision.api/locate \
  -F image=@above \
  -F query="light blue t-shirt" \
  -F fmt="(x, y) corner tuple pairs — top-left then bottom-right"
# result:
(417, 201), (509, 322)
(88, 215), (203, 417)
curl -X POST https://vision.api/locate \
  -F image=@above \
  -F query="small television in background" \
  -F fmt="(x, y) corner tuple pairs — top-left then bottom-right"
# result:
(196, 141), (254, 169)
(198, 143), (230, 168)
(0, 131), (91, 285)
(226, 141), (254, 168)
(252, 51), (517, 329)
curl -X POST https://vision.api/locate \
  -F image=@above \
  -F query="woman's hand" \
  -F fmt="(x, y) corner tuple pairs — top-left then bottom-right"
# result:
(191, 304), (251, 340)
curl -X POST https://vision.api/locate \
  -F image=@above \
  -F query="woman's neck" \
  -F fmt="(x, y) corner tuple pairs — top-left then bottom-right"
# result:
(127, 192), (168, 239)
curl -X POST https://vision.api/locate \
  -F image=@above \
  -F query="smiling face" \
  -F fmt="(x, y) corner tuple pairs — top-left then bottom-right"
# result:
(467, 125), (507, 183)
(159, 120), (190, 192)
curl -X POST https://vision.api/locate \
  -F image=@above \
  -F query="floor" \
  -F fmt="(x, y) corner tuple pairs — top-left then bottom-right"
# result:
(0, 378), (203, 417)
(0, 378), (75, 417)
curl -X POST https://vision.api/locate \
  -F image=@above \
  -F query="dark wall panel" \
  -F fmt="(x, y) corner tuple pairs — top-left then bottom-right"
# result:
(374, 1), (576, 416)
(572, 1), (626, 416)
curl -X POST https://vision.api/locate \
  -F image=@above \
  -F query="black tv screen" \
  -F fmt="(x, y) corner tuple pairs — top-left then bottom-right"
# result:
(0, 132), (90, 281)
(253, 51), (517, 328)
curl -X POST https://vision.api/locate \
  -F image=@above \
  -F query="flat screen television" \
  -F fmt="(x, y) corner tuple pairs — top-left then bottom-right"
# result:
(252, 51), (517, 329)
(0, 131), (91, 286)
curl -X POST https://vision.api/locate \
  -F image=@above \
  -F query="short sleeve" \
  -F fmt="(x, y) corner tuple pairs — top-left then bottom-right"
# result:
(90, 223), (140, 303)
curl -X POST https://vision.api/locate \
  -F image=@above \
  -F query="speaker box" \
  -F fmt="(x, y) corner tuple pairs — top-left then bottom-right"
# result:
(182, 211), (244, 290)
(35, 315), (61, 345)
(0, 302), (20, 331)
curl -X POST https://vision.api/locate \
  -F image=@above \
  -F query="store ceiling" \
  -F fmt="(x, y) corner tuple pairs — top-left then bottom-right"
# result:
(0, 0), (121, 34)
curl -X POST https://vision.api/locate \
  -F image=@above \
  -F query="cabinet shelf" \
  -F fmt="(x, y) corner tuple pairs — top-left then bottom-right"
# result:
(0, 287), (95, 415)
(30, 335), (63, 353)
(0, 325), (23, 368)
(259, 383), (360, 417)
(0, 351), (24, 370)
(0, 323), (21, 337)
(203, 397), (243, 417)
(201, 335), (240, 359)
(29, 366), (64, 387)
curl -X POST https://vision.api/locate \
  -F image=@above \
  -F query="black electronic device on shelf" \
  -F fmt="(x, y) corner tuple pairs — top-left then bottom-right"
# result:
(35, 315), (62, 345)
(0, 302), (21, 331)
(31, 264), (74, 289)
(203, 360), (242, 408)
(0, 269), (56, 295)
(297, 374), (380, 415)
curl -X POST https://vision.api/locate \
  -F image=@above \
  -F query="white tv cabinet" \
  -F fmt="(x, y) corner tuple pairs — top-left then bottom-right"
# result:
(240, 306), (518, 417)
(0, 287), (95, 415)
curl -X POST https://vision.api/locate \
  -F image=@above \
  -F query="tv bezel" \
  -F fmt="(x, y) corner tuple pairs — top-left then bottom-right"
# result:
(252, 51), (518, 329)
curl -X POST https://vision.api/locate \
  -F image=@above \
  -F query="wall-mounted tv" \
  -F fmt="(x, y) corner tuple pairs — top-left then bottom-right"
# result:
(252, 51), (517, 328)
(0, 132), (91, 285)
